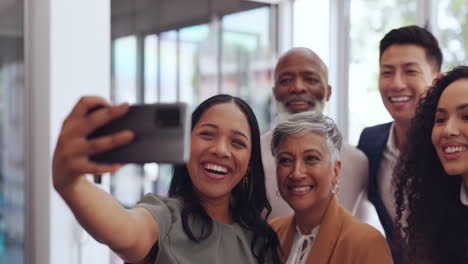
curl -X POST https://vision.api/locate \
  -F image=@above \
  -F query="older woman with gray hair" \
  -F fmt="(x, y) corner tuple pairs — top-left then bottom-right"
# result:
(269, 111), (393, 264)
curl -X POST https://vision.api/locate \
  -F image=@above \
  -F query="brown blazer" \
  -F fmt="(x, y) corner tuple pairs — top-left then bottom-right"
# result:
(270, 196), (393, 264)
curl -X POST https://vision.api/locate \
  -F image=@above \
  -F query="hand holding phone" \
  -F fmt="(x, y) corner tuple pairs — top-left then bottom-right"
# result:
(88, 103), (189, 164)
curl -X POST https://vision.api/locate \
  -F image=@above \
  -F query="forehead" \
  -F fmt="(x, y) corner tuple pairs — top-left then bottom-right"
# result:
(278, 131), (328, 153)
(196, 102), (251, 134)
(380, 44), (432, 69)
(275, 51), (324, 78)
(438, 78), (468, 108)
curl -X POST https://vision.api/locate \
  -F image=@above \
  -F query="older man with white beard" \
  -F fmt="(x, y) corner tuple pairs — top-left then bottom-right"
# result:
(262, 47), (383, 234)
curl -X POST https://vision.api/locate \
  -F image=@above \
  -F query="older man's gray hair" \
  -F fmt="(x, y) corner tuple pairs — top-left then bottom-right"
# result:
(271, 111), (343, 163)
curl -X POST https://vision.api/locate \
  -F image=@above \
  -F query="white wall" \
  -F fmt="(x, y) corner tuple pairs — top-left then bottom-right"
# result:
(26, 0), (112, 263)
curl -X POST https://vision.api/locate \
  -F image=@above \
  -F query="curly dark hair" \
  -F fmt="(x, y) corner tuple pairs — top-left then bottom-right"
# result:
(394, 66), (468, 264)
(169, 94), (281, 264)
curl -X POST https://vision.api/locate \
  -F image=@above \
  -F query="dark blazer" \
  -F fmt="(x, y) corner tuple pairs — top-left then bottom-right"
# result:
(357, 122), (402, 264)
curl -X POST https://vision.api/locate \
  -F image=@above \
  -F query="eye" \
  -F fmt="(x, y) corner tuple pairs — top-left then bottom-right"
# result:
(381, 71), (392, 77)
(305, 155), (320, 163)
(462, 114), (468, 121)
(434, 117), (446, 124)
(232, 139), (247, 149)
(406, 69), (418, 75)
(304, 77), (319, 84)
(278, 78), (291, 85)
(277, 157), (292, 166)
(198, 131), (215, 138)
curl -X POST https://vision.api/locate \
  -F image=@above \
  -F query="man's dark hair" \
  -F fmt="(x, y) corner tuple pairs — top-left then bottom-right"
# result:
(379, 25), (443, 72)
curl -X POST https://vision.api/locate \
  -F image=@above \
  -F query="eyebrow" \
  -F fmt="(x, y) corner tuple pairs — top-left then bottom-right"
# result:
(435, 103), (468, 113)
(456, 103), (468, 111)
(381, 62), (420, 69)
(200, 123), (249, 140)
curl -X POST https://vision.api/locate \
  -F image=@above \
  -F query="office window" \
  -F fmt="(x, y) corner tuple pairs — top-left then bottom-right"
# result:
(179, 24), (212, 105)
(159, 30), (178, 102)
(436, 0), (468, 71)
(348, 0), (417, 144)
(144, 35), (158, 103)
(222, 7), (275, 132)
(0, 1), (25, 263)
(113, 36), (138, 104)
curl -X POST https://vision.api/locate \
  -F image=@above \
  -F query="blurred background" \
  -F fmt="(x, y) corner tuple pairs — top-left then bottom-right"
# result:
(0, 0), (466, 263)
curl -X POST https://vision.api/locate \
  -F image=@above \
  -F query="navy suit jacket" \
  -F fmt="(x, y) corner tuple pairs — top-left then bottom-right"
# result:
(358, 122), (402, 264)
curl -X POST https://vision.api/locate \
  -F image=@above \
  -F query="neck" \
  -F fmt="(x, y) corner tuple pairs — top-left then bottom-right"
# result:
(393, 121), (410, 150)
(199, 195), (232, 224)
(294, 195), (332, 234)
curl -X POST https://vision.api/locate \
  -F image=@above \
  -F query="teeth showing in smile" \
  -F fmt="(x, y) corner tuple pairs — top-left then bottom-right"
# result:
(289, 186), (312, 192)
(289, 101), (308, 106)
(204, 163), (228, 175)
(443, 146), (466, 154)
(389, 96), (410, 102)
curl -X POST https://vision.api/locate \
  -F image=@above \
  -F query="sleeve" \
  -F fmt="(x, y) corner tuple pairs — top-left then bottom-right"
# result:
(353, 228), (394, 264)
(135, 193), (174, 242)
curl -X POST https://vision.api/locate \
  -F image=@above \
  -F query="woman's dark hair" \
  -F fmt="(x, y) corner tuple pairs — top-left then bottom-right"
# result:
(168, 94), (280, 263)
(394, 66), (468, 264)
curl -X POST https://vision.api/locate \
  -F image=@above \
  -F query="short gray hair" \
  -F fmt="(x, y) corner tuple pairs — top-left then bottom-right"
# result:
(271, 111), (342, 163)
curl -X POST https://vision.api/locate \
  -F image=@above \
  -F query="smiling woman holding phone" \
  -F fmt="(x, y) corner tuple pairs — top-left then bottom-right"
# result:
(52, 94), (280, 263)
(394, 66), (468, 264)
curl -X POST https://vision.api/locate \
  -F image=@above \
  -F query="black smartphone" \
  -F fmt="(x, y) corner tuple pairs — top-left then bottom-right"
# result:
(87, 103), (189, 164)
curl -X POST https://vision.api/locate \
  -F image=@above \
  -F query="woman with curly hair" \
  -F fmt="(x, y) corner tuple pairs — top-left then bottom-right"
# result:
(394, 66), (468, 264)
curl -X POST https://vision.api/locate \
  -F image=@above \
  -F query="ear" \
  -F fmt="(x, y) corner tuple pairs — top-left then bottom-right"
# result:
(332, 160), (341, 185)
(326, 84), (332, 101)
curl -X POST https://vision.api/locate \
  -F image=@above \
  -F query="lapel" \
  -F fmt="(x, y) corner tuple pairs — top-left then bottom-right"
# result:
(276, 215), (296, 263)
(307, 196), (343, 264)
(367, 123), (392, 197)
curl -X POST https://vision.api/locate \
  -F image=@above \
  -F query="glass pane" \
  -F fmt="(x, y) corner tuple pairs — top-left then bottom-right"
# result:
(195, 22), (219, 104)
(293, 0), (330, 66)
(159, 31), (177, 102)
(436, 0), (468, 71)
(0, 0), (25, 263)
(144, 35), (158, 103)
(179, 24), (210, 105)
(222, 7), (275, 133)
(113, 36), (138, 104)
(348, 0), (416, 145)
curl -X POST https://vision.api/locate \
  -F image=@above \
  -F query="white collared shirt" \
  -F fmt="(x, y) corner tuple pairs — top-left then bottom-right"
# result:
(286, 225), (320, 264)
(461, 183), (468, 207)
(377, 123), (399, 222)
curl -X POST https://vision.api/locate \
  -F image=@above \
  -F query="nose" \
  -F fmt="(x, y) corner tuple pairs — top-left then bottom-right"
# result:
(289, 78), (306, 94)
(289, 160), (306, 180)
(210, 138), (230, 159)
(442, 118), (460, 138)
(389, 72), (406, 91)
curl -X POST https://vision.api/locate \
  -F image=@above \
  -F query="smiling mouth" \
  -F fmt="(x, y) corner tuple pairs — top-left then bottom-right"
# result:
(203, 163), (229, 175)
(287, 101), (311, 107)
(389, 96), (411, 103)
(288, 185), (315, 192)
(443, 145), (467, 154)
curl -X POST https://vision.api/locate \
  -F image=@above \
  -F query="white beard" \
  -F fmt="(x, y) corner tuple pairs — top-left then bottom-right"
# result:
(274, 99), (325, 124)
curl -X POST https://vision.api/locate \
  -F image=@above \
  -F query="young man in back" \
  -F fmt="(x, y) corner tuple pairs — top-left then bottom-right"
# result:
(358, 25), (443, 263)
